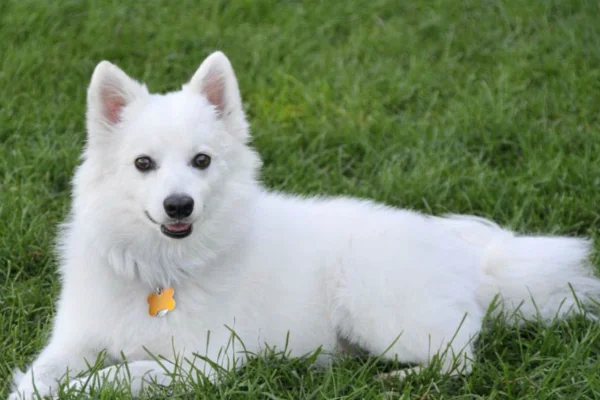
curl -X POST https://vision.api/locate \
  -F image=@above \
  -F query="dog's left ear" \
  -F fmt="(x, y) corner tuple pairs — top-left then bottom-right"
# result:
(186, 52), (248, 139)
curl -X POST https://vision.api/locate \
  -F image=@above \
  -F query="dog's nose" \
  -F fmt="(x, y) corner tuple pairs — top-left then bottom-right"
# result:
(163, 195), (194, 219)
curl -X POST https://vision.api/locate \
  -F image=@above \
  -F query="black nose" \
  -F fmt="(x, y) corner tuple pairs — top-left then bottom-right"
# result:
(163, 195), (194, 219)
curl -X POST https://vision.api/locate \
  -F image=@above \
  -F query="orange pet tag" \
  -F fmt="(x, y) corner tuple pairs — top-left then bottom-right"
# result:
(147, 287), (176, 317)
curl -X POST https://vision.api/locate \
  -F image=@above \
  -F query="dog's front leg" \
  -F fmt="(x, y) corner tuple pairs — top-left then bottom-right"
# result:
(66, 360), (176, 396)
(9, 336), (102, 400)
(66, 350), (245, 397)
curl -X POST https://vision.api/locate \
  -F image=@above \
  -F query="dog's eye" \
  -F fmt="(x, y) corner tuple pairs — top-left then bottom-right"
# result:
(193, 153), (211, 170)
(134, 156), (154, 171)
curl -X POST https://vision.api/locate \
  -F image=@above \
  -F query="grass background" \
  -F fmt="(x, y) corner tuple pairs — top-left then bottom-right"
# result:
(2, 0), (600, 398)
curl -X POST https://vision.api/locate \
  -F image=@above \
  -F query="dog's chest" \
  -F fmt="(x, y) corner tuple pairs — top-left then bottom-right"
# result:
(103, 284), (230, 360)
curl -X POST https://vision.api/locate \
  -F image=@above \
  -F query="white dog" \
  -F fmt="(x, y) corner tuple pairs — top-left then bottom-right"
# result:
(10, 52), (600, 399)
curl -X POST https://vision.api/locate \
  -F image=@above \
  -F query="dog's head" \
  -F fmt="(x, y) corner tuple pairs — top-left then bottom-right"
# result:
(77, 52), (260, 254)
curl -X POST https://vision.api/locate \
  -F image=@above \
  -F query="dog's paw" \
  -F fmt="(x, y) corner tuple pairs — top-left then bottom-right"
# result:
(8, 385), (55, 400)
(8, 369), (28, 400)
(10, 369), (25, 388)
(8, 371), (56, 400)
(7, 388), (39, 400)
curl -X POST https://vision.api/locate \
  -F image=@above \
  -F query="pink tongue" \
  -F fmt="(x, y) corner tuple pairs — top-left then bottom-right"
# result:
(165, 223), (191, 232)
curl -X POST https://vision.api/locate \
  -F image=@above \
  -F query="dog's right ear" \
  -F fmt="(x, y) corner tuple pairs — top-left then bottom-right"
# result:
(86, 61), (148, 139)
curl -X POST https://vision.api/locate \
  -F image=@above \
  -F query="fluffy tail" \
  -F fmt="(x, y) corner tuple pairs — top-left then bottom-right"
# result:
(446, 215), (600, 321)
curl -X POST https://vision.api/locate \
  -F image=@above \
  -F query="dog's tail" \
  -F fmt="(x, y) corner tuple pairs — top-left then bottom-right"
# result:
(445, 215), (600, 321)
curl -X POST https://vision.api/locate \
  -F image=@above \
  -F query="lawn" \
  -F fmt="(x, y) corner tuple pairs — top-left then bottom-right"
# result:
(2, 0), (600, 398)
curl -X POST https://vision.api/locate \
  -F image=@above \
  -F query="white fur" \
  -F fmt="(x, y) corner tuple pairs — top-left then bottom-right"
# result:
(9, 52), (600, 399)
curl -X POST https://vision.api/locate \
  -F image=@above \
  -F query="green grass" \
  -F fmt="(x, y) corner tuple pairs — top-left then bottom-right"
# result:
(2, 0), (600, 398)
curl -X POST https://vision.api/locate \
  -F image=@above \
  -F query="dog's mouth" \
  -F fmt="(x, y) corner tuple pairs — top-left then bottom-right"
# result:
(161, 223), (193, 239)
(145, 211), (193, 239)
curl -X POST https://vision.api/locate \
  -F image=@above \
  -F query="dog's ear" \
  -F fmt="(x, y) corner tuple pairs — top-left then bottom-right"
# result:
(86, 61), (148, 138)
(186, 52), (248, 139)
